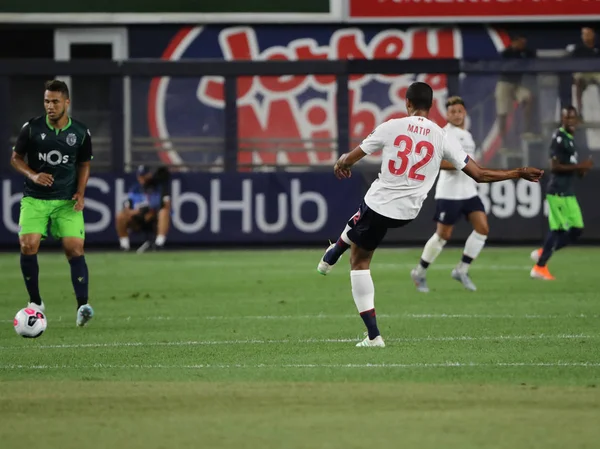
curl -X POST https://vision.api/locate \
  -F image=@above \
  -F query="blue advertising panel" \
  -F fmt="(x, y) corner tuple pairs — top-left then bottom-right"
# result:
(0, 173), (363, 245)
(3, 170), (600, 247)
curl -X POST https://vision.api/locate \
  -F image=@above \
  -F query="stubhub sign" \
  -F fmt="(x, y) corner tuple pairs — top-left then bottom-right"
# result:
(0, 173), (363, 245)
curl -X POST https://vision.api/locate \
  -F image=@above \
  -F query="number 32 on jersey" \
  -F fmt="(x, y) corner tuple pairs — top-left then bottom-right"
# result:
(388, 134), (434, 181)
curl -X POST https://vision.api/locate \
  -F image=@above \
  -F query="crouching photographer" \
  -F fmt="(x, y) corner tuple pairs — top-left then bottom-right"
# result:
(116, 165), (171, 252)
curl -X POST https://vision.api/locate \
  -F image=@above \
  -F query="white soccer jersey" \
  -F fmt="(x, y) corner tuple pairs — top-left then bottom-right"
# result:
(434, 124), (479, 200)
(360, 116), (469, 220)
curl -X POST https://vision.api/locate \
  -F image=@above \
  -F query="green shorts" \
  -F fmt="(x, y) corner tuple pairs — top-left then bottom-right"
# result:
(546, 194), (584, 231)
(18, 197), (85, 239)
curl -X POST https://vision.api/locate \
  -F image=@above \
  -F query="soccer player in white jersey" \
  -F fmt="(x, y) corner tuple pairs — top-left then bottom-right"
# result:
(317, 82), (543, 347)
(411, 96), (489, 293)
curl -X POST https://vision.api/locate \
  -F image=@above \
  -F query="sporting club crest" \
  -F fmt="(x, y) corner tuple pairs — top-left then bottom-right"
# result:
(66, 133), (77, 146)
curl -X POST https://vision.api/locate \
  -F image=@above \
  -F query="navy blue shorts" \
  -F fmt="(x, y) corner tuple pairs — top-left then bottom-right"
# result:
(433, 196), (485, 225)
(347, 201), (413, 251)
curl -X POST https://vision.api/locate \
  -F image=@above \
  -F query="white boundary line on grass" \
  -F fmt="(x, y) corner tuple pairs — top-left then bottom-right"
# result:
(1, 362), (599, 370)
(2, 313), (599, 325)
(0, 334), (593, 350)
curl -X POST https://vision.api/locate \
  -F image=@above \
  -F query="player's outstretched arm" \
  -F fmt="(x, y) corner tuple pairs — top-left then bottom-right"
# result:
(461, 157), (544, 183)
(334, 146), (368, 179)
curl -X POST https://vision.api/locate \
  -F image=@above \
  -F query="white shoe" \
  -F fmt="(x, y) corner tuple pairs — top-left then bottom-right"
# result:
(451, 268), (477, 292)
(410, 268), (429, 293)
(28, 301), (45, 313)
(317, 242), (337, 276)
(76, 304), (94, 327)
(356, 334), (385, 347)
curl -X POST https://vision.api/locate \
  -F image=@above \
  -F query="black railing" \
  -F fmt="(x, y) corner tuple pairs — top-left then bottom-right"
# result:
(2, 57), (600, 173)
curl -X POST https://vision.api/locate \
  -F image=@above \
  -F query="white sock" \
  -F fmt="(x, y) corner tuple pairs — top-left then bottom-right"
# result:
(119, 237), (130, 250)
(340, 224), (352, 245)
(458, 231), (487, 273)
(416, 233), (447, 275)
(350, 270), (375, 313)
(155, 235), (166, 246)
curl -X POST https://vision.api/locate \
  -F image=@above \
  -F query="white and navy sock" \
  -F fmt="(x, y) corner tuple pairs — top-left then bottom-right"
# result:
(351, 270), (380, 340)
(323, 225), (351, 265)
(416, 233), (447, 276)
(457, 231), (487, 273)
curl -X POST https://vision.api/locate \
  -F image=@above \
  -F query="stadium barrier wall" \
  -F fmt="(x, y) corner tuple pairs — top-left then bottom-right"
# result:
(1, 171), (599, 248)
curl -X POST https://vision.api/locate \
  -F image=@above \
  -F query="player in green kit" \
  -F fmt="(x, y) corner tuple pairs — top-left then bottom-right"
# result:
(10, 80), (94, 326)
(530, 105), (593, 280)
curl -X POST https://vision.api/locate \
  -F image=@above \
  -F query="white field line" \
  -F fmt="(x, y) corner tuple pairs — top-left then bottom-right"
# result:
(2, 312), (598, 325)
(0, 334), (593, 351)
(1, 362), (599, 370)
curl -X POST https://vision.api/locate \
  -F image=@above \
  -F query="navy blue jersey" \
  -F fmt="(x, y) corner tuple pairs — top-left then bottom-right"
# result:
(14, 115), (92, 199)
(547, 127), (578, 196)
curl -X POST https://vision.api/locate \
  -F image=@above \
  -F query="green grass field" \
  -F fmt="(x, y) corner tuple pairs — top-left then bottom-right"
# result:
(1, 247), (599, 448)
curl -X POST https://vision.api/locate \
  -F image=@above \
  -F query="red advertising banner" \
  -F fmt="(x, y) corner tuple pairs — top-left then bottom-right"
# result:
(349, 0), (600, 22)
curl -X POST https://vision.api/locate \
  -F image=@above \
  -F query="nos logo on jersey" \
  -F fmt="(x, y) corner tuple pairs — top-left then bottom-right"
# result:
(39, 150), (69, 166)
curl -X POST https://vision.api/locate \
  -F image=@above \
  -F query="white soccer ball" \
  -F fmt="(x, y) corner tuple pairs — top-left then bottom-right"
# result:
(14, 307), (47, 338)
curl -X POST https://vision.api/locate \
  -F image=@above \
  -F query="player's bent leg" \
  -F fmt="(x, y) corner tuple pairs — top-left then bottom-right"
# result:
(56, 200), (94, 325)
(532, 195), (565, 280)
(534, 214), (584, 273)
(62, 237), (94, 326)
(534, 229), (559, 276)
(452, 210), (488, 292)
(411, 223), (451, 293)
(317, 241), (337, 275)
(63, 238), (94, 327)
(18, 198), (51, 312)
(19, 233), (45, 312)
(317, 221), (352, 276)
(349, 244), (384, 348)
(532, 232), (558, 279)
